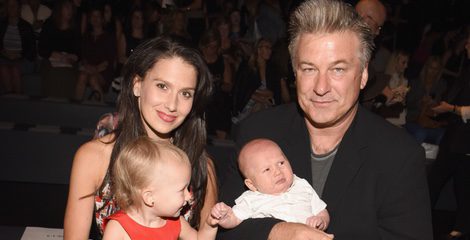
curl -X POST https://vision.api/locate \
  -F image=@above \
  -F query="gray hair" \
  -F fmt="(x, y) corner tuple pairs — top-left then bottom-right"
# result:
(288, 0), (375, 69)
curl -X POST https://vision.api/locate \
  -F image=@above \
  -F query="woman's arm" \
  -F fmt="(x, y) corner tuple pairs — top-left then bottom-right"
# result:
(198, 158), (218, 229)
(64, 139), (112, 240)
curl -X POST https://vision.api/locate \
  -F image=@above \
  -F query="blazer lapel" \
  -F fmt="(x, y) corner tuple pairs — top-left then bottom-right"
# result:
(322, 107), (368, 209)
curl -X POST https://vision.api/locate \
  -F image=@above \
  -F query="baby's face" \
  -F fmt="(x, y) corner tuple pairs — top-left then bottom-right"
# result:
(246, 146), (294, 195)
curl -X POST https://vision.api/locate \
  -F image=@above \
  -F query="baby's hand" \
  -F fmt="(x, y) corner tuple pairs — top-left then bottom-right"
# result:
(306, 215), (327, 230)
(208, 202), (230, 226)
(211, 202), (230, 219)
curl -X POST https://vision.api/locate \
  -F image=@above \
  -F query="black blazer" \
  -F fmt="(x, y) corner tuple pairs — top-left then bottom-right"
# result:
(218, 103), (433, 240)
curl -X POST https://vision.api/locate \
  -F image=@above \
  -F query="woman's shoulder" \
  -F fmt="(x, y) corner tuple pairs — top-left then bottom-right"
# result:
(74, 135), (114, 167)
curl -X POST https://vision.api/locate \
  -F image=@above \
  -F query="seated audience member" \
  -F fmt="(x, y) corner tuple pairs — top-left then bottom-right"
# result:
(374, 50), (410, 125)
(231, 38), (275, 124)
(75, 6), (116, 102)
(143, 1), (163, 38)
(428, 33), (470, 240)
(213, 139), (329, 230)
(0, 0), (36, 94)
(103, 137), (219, 240)
(355, 0), (388, 108)
(199, 29), (233, 139)
(162, 9), (192, 46)
(38, 0), (80, 99)
(218, 0), (432, 239)
(20, 0), (52, 36)
(405, 55), (447, 144)
(102, 1), (123, 46)
(355, 0), (386, 37)
(116, 7), (148, 75)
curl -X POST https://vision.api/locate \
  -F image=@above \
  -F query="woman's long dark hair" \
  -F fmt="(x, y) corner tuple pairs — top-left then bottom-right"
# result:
(104, 36), (212, 227)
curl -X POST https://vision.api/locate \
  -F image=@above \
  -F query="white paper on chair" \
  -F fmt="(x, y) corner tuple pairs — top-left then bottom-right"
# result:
(21, 227), (63, 240)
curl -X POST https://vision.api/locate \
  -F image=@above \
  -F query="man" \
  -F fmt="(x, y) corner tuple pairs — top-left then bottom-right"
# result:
(355, 0), (391, 108)
(355, 0), (386, 37)
(217, 0), (432, 239)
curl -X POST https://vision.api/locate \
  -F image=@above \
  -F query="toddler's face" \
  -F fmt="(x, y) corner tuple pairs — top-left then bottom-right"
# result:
(147, 154), (192, 218)
(245, 145), (294, 195)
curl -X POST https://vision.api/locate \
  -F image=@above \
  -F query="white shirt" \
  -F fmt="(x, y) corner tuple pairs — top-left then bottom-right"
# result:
(232, 175), (327, 223)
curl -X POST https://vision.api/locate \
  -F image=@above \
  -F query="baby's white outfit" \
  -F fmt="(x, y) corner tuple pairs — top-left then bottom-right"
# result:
(232, 175), (326, 223)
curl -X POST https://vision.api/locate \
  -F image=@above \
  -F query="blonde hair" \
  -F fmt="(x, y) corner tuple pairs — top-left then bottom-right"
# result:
(112, 136), (189, 210)
(384, 50), (410, 88)
(419, 55), (443, 88)
(288, 0), (374, 69)
(384, 50), (410, 76)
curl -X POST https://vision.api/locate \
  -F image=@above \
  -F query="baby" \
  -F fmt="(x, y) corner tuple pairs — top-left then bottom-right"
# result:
(211, 138), (329, 230)
(103, 137), (219, 239)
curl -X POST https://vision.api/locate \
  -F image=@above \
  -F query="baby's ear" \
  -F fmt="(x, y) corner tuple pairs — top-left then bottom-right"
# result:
(244, 179), (257, 192)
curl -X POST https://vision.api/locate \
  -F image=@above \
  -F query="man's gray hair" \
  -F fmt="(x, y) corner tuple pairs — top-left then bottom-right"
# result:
(288, 0), (375, 69)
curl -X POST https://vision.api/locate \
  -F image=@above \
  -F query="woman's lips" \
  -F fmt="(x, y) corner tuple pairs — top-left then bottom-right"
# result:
(158, 111), (177, 123)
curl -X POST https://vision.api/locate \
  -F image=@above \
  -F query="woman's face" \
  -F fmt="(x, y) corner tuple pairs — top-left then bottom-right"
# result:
(230, 11), (240, 26)
(395, 54), (409, 74)
(131, 10), (144, 29)
(218, 22), (230, 37)
(103, 5), (112, 22)
(89, 10), (104, 29)
(425, 60), (440, 79)
(61, 3), (74, 22)
(258, 40), (272, 61)
(133, 57), (197, 140)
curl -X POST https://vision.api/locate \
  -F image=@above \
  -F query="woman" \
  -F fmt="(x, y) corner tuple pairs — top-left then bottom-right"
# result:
(199, 29), (233, 140)
(0, 0), (36, 94)
(428, 33), (470, 240)
(231, 38), (276, 124)
(64, 37), (216, 240)
(38, 0), (80, 99)
(74, 6), (116, 102)
(405, 55), (447, 144)
(374, 50), (410, 125)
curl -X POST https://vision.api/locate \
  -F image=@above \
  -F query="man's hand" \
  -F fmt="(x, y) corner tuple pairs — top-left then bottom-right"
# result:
(268, 222), (334, 240)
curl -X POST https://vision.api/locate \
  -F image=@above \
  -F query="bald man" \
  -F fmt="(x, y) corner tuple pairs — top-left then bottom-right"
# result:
(356, 0), (390, 108)
(355, 0), (386, 37)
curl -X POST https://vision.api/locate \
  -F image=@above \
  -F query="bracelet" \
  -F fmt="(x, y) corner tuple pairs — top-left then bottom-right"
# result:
(453, 105), (457, 113)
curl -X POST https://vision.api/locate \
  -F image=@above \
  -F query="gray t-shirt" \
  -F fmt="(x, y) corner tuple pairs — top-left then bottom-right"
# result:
(310, 148), (337, 197)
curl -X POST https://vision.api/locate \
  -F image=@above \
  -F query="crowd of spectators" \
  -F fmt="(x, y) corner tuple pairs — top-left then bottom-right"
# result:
(0, 0), (469, 141)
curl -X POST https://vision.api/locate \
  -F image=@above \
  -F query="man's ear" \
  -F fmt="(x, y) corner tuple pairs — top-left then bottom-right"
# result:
(142, 190), (154, 207)
(244, 179), (257, 192)
(360, 64), (369, 90)
(133, 76), (142, 97)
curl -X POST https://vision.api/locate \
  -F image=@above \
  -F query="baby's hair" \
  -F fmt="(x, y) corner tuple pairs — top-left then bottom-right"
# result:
(112, 136), (189, 210)
(238, 138), (279, 178)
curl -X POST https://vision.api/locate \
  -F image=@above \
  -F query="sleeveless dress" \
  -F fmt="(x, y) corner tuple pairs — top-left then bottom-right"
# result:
(107, 210), (181, 240)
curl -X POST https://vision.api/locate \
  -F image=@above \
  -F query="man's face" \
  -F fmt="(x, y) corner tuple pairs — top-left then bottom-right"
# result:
(294, 31), (368, 128)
